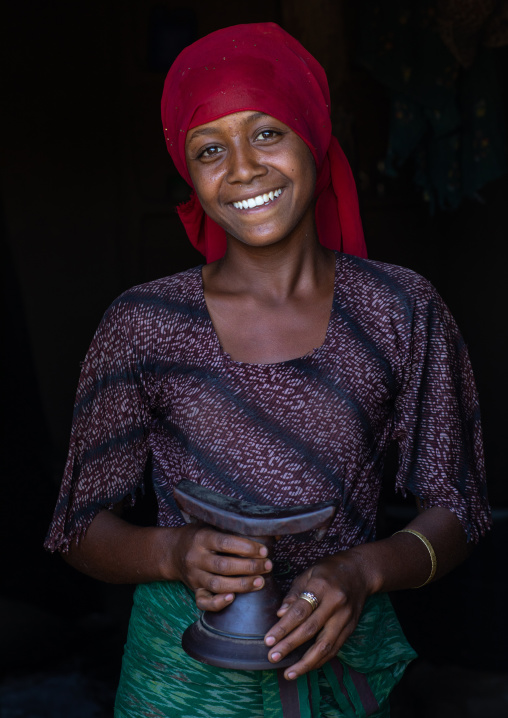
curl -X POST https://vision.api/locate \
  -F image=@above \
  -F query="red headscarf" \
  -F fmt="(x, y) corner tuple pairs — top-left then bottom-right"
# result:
(161, 22), (367, 263)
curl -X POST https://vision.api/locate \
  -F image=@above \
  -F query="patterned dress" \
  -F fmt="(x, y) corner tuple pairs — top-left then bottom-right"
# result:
(45, 252), (490, 716)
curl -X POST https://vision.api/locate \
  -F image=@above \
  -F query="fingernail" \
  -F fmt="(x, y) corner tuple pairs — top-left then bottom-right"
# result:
(286, 671), (297, 680)
(264, 560), (273, 571)
(265, 635), (275, 646)
(270, 652), (281, 662)
(280, 603), (289, 610)
(225, 594), (234, 602)
(253, 577), (264, 588)
(259, 546), (268, 557)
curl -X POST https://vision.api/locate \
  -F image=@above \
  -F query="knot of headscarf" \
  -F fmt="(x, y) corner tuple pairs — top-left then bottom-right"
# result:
(161, 22), (367, 263)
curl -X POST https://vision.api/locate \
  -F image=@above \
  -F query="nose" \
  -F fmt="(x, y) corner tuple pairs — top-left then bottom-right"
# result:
(226, 140), (268, 185)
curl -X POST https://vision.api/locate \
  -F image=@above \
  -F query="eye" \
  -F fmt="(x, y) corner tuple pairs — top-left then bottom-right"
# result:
(197, 145), (224, 159)
(254, 129), (281, 141)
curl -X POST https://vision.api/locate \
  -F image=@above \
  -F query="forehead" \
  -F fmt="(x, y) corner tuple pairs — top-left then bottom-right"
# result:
(185, 111), (285, 145)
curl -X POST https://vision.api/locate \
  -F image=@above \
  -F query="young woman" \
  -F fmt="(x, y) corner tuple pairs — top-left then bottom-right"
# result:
(46, 23), (491, 717)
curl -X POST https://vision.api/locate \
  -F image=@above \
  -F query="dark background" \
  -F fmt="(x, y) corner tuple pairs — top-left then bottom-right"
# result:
(1, 1), (508, 715)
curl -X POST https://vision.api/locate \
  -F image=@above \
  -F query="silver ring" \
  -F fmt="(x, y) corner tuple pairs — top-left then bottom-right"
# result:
(299, 591), (319, 611)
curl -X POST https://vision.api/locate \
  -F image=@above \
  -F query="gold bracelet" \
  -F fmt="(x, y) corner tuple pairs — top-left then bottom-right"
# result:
(393, 528), (437, 588)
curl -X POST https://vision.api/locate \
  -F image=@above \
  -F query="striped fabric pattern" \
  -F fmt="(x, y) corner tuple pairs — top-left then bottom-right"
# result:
(46, 253), (490, 580)
(45, 252), (489, 714)
(114, 580), (413, 717)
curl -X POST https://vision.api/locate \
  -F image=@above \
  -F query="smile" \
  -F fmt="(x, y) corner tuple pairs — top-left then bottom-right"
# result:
(232, 189), (282, 210)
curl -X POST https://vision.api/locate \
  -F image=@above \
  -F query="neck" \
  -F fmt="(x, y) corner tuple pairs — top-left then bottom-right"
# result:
(205, 227), (333, 304)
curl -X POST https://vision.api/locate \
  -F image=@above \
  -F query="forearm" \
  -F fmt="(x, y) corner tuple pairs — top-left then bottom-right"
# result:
(62, 509), (185, 584)
(62, 508), (272, 602)
(263, 506), (473, 677)
(348, 506), (472, 595)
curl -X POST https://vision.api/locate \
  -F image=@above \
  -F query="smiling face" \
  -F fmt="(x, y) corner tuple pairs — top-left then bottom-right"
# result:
(184, 111), (317, 250)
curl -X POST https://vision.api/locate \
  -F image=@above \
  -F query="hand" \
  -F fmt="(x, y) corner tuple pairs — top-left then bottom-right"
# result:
(171, 524), (273, 612)
(264, 550), (371, 679)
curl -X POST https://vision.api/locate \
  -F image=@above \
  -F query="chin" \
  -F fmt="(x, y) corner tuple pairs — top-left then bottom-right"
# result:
(229, 233), (292, 250)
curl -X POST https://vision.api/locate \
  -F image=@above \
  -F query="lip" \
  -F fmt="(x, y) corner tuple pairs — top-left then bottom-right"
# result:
(229, 188), (284, 210)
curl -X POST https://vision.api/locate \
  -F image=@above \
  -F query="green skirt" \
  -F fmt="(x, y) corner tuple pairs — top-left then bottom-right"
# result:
(114, 582), (416, 718)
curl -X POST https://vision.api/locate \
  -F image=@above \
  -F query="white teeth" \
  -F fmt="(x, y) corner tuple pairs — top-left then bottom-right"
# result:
(233, 189), (283, 210)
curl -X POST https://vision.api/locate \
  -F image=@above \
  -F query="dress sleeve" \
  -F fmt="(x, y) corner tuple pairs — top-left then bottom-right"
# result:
(391, 280), (491, 543)
(44, 299), (151, 552)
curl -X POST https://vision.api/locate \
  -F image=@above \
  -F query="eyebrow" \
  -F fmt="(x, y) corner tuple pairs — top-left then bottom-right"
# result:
(187, 112), (270, 141)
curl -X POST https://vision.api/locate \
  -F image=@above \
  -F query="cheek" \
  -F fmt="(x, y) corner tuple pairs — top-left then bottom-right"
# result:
(293, 155), (317, 196)
(188, 166), (220, 205)
(192, 173), (228, 224)
(290, 142), (317, 183)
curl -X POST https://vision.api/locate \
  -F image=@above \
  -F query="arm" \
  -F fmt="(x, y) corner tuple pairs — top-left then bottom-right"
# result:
(63, 508), (273, 612)
(264, 505), (471, 679)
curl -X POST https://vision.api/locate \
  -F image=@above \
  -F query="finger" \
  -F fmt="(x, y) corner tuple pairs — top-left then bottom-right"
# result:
(276, 593), (300, 617)
(206, 553), (273, 577)
(205, 531), (269, 558)
(276, 601), (292, 617)
(194, 587), (235, 612)
(266, 594), (319, 647)
(203, 571), (267, 596)
(283, 620), (356, 679)
(276, 573), (311, 616)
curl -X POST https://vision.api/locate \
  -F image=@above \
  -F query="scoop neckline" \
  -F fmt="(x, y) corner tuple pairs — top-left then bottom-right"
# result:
(198, 253), (340, 368)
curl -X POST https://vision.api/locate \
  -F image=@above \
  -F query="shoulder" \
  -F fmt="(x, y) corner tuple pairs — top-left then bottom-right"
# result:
(113, 265), (204, 312)
(100, 265), (207, 329)
(338, 253), (436, 297)
(88, 265), (207, 357)
(333, 254), (458, 356)
(336, 253), (442, 318)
